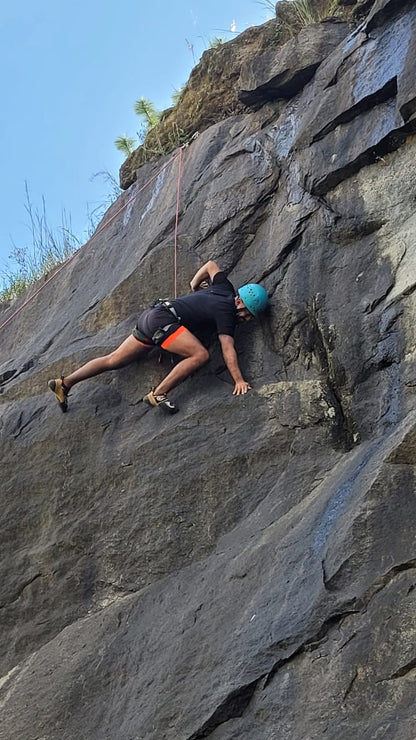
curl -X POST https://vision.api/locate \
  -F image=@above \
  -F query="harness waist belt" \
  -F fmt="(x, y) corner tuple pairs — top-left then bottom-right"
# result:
(155, 299), (181, 323)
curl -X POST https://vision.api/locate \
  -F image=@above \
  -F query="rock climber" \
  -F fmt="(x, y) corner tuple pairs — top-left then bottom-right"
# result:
(47, 260), (268, 415)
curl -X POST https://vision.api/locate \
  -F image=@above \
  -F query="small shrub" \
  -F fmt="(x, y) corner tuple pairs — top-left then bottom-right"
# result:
(134, 97), (161, 136)
(209, 37), (227, 48)
(275, 0), (341, 38)
(114, 135), (137, 156)
(293, 0), (339, 25)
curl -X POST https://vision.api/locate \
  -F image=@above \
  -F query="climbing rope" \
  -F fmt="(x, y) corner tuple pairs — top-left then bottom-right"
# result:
(173, 146), (183, 299)
(0, 148), (184, 332)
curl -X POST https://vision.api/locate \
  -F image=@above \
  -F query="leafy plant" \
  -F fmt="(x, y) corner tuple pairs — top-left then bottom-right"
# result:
(114, 135), (137, 156)
(115, 88), (192, 161)
(134, 97), (161, 131)
(209, 37), (226, 48)
(115, 97), (165, 160)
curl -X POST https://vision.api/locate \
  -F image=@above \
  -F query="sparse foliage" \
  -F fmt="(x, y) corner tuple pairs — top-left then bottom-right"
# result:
(115, 97), (164, 160)
(87, 171), (122, 236)
(0, 184), (80, 304)
(0, 177), (123, 304)
(115, 89), (192, 161)
(273, 0), (341, 38)
(256, 0), (276, 14)
(114, 135), (137, 156)
(293, 0), (331, 25)
(294, 0), (339, 26)
(171, 86), (185, 106)
(134, 97), (161, 130)
(209, 37), (226, 48)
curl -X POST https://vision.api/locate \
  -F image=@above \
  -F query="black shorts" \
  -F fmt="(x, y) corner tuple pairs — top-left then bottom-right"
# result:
(132, 306), (188, 349)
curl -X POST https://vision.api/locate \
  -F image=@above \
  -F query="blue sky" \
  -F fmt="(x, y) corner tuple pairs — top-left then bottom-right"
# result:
(0, 1), (274, 270)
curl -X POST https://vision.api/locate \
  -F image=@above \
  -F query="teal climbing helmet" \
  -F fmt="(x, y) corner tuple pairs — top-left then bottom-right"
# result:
(238, 283), (268, 317)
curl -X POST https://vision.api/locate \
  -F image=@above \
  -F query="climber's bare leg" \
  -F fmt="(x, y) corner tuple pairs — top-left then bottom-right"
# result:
(153, 329), (209, 396)
(63, 335), (150, 389)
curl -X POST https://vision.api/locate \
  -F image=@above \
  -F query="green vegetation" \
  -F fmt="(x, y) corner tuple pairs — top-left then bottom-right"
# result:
(134, 96), (161, 131)
(114, 96), (168, 160)
(0, 186), (80, 304)
(115, 92), (191, 163)
(87, 171), (122, 236)
(0, 176), (121, 305)
(258, 0), (340, 31)
(114, 97), (161, 159)
(140, 121), (190, 161)
(291, 0), (339, 26)
(209, 37), (227, 48)
(114, 135), (137, 156)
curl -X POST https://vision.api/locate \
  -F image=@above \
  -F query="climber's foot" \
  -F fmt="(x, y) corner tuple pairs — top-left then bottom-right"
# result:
(48, 377), (69, 413)
(143, 389), (178, 415)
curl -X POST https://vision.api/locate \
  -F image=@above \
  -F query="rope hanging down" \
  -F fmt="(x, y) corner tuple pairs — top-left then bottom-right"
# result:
(0, 148), (184, 332)
(173, 146), (183, 299)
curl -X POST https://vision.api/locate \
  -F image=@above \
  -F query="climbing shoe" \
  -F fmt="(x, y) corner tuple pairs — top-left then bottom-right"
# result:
(48, 377), (69, 413)
(143, 389), (178, 415)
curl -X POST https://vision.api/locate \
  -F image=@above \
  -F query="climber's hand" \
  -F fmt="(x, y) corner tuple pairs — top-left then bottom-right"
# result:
(233, 380), (252, 395)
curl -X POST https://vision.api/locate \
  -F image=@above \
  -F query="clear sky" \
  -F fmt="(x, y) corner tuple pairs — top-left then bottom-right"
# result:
(0, 1), (274, 270)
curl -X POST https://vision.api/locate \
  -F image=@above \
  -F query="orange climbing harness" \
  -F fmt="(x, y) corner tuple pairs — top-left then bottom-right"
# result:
(0, 147), (184, 332)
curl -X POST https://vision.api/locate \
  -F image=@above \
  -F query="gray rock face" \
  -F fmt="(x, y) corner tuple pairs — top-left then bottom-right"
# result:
(0, 1), (415, 738)
(238, 20), (349, 105)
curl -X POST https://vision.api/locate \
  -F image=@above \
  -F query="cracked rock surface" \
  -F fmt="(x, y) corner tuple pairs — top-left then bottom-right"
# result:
(0, 1), (415, 737)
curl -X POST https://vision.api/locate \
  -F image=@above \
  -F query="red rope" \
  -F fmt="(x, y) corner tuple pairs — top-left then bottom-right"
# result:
(173, 147), (183, 298)
(0, 150), (182, 332)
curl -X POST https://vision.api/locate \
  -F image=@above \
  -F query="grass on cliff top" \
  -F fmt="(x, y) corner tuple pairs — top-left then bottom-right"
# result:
(259, 0), (341, 27)
(0, 176), (121, 306)
(0, 188), (79, 306)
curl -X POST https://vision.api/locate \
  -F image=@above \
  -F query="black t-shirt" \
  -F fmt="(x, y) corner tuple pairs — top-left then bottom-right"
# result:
(170, 272), (236, 337)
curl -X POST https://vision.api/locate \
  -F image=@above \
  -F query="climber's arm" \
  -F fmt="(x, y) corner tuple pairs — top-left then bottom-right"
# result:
(190, 261), (221, 291)
(218, 334), (252, 395)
